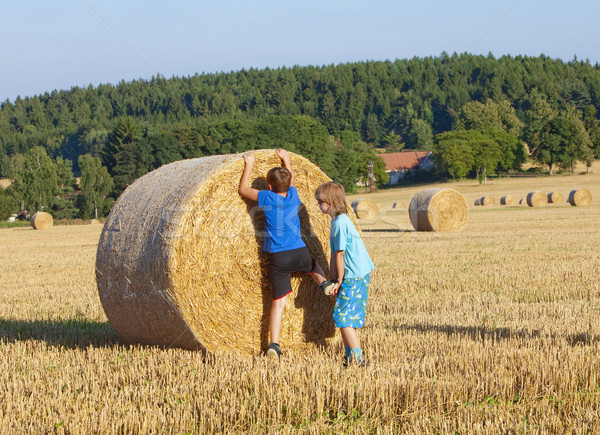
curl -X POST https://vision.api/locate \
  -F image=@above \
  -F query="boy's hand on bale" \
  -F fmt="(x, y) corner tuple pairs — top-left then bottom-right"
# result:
(243, 153), (255, 166)
(276, 148), (290, 163)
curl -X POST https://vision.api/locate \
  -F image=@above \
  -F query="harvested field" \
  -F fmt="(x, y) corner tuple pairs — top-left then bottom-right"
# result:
(1, 170), (600, 432)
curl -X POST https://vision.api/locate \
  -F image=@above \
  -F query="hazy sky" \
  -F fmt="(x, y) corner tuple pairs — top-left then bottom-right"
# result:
(2, 0), (598, 102)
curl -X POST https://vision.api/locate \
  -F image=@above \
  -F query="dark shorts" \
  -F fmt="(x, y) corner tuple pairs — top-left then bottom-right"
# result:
(269, 246), (315, 300)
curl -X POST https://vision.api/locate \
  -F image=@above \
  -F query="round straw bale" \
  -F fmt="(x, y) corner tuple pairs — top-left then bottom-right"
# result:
(519, 198), (525, 205)
(526, 191), (548, 207)
(30, 212), (53, 230)
(90, 219), (101, 225)
(568, 188), (592, 206)
(547, 191), (564, 204)
(392, 201), (405, 210)
(408, 188), (468, 232)
(480, 196), (496, 206)
(500, 195), (514, 206)
(96, 150), (349, 354)
(474, 198), (481, 206)
(351, 198), (379, 219)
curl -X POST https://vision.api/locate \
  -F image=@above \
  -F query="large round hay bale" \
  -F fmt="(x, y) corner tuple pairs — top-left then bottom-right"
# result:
(568, 188), (592, 206)
(480, 196), (496, 206)
(351, 198), (379, 219)
(500, 195), (514, 206)
(30, 212), (53, 230)
(96, 150), (348, 354)
(408, 188), (468, 232)
(547, 191), (564, 204)
(526, 191), (548, 207)
(474, 198), (481, 206)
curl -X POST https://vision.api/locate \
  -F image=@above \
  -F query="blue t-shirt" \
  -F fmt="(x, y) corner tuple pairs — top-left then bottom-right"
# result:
(330, 213), (375, 279)
(257, 186), (306, 253)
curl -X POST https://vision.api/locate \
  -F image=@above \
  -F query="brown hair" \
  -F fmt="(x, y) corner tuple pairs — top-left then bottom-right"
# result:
(315, 181), (348, 217)
(266, 167), (292, 193)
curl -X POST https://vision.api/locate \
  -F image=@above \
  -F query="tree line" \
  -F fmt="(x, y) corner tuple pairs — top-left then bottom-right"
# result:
(1, 52), (599, 219)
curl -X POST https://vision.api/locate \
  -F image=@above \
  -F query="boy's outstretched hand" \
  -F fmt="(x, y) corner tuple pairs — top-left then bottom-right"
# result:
(276, 148), (290, 163)
(243, 153), (255, 166)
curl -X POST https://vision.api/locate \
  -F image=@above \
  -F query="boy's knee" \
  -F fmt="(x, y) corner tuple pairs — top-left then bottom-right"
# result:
(272, 297), (287, 309)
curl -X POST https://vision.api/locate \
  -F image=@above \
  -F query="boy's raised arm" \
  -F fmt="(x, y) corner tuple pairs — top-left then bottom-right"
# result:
(276, 148), (295, 187)
(238, 153), (260, 202)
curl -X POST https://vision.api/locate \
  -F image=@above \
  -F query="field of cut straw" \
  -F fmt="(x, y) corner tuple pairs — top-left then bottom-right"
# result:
(1, 168), (599, 433)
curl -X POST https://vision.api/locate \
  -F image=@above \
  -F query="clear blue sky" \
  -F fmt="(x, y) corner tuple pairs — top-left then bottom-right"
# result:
(2, 0), (599, 102)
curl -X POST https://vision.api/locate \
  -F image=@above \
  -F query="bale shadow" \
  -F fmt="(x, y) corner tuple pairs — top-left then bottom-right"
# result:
(566, 333), (600, 347)
(0, 318), (121, 349)
(398, 323), (599, 348)
(295, 204), (336, 348)
(398, 323), (542, 341)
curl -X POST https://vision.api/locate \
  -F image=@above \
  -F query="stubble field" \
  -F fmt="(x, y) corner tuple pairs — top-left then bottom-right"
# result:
(0, 169), (599, 433)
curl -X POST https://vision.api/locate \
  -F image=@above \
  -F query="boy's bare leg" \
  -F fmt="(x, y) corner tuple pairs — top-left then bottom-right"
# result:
(309, 263), (327, 285)
(269, 295), (287, 345)
(340, 327), (360, 350)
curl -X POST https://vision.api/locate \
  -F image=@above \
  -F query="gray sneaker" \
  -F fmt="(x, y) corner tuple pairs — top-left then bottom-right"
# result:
(319, 280), (336, 296)
(266, 343), (281, 360)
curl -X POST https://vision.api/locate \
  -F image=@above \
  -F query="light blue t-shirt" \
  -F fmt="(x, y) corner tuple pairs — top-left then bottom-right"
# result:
(257, 186), (306, 253)
(330, 213), (375, 279)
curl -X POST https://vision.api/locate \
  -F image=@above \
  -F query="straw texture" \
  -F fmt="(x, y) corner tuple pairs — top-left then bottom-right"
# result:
(30, 212), (53, 230)
(408, 188), (468, 232)
(500, 195), (514, 206)
(351, 198), (379, 219)
(568, 188), (592, 206)
(527, 191), (548, 207)
(96, 150), (350, 354)
(547, 192), (564, 204)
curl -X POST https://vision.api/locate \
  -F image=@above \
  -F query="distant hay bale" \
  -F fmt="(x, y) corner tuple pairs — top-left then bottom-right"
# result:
(351, 198), (379, 219)
(500, 195), (514, 206)
(474, 198), (481, 206)
(568, 188), (592, 206)
(30, 212), (53, 230)
(392, 201), (405, 210)
(409, 188), (468, 232)
(526, 191), (548, 207)
(480, 196), (496, 206)
(90, 219), (101, 225)
(519, 198), (526, 206)
(547, 191), (564, 204)
(96, 150), (347, 354)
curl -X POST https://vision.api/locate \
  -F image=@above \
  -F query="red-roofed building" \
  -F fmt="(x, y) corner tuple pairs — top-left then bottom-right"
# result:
(377, 151), (433, 184)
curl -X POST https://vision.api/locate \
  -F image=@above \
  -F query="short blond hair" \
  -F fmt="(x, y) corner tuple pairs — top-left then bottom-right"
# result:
(315, 181), (348, 217)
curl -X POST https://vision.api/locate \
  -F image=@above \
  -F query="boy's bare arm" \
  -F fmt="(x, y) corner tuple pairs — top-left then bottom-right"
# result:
(330, 250), (345, 297)
(276, 148), (295, 187)
(238, 153), (260, 201)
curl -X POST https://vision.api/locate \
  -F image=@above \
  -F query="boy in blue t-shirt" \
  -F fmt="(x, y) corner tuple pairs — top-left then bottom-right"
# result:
(239, 149), (335, 359)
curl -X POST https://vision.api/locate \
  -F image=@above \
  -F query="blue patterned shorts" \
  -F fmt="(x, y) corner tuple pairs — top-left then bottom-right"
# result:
(333, 274), (370, 328)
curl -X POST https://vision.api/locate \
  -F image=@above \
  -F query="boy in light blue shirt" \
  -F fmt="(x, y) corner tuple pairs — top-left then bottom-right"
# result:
(315, 181), (375, 366)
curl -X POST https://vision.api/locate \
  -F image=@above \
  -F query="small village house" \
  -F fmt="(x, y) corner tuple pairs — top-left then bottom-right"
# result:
(377, 151), (434, 185)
